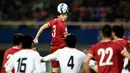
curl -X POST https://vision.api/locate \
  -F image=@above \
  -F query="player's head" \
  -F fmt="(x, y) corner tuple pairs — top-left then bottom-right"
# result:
(57, 3), (69, 21)
(112, 24), (124, 38)
(65, 34), (77, 48)
(22, 35), (33, 49)
(13, 33), (24, 46)
(101, 24), (112, 38)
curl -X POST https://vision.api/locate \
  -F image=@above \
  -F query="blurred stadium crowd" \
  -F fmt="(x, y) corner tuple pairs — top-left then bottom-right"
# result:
(0, 0), (130, 22)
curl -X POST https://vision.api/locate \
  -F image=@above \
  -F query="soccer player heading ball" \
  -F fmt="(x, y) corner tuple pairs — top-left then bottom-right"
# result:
(33, 3), (69, 73)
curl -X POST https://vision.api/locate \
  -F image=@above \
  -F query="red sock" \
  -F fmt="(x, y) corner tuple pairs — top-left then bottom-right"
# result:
(52, 72), (56, 73)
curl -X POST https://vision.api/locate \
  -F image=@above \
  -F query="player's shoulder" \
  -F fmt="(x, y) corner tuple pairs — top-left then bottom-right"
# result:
(55, 48), (63, 54)
(76, 49), (86, 56)
(48, 18), (58, 22)
(122, 38), (130, 44)
(68, 48), (86, 56)
(5, 47), (14, 52)
(4, 47), (18, 54)
(21, 49), (38, 54)
(111, 40), (124, 48)
(27, 50), (40, 56)
(113, 39), (125, 44)
(13, 49), (40, 57)
(96, 40), (114, 46)
(90, 42), (100, 49)
(117, 39), (127, 42)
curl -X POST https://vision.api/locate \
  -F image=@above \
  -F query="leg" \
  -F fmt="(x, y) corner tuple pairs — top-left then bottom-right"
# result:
(51, 60), (60, 73)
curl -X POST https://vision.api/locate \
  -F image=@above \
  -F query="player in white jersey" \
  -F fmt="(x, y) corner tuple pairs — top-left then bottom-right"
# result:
(41, 34), (96, 73)
(122, 58), (130, 73)
(6, 35), (44, 73)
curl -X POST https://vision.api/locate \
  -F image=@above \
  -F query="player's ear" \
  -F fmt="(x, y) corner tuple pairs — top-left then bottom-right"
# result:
(111, 31), (115, 37)
(20, 42), (22, 49)
(100, 32), (103, 37)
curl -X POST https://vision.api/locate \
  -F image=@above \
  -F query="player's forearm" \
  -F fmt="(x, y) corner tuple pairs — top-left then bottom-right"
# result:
(90, 65), (98, 73)
(35, 27), (44, 38)
(83, 64), (90, 73)
(83, 56), (92, 73)
(35, 23), (49, 38)
(64, 33), (68, 38)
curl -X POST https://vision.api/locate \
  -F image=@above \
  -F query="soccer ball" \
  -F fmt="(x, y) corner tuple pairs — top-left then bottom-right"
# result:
(57, 3), (69, 14)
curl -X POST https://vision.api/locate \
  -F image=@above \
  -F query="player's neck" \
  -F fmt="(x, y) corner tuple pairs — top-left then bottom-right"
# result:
(57, 16), (65, 22)
(102, 37), (111, 41)
(12, 45), (21, 49)
(113, 36), (121, 41)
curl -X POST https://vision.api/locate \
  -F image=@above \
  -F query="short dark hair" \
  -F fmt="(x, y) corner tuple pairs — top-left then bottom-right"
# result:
(13, 33), (24, 45)
(112, 25), (124, 38)
(65, 34), (77, 48)
(57, 12), (68, 16)
(101, 24), (112, 37)
(22, 35), (33, 49)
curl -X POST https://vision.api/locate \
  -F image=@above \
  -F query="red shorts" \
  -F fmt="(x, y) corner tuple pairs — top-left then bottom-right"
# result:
(51, 60), (60, 68)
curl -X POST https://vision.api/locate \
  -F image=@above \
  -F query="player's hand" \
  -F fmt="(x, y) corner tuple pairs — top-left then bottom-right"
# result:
(40, 56), (44, 62)
(33, 38), (39, 44)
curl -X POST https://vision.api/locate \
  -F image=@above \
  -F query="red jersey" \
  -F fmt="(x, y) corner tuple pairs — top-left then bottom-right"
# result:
(1, 47), (20, 73)
(48, 18), (68, 52)
(113, 38), (130, 49)
(88, 40), (126, 73)
(122, 37), (130, 49)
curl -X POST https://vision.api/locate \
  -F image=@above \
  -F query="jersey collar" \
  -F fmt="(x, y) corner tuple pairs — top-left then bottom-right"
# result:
(65, 47), (76, 49)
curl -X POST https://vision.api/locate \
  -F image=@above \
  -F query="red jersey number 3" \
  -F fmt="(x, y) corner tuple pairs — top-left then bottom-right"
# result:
(52, 25), (56, 37)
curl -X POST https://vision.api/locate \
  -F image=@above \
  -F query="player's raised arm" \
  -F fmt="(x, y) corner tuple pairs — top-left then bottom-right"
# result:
(33, 23), (49, 44)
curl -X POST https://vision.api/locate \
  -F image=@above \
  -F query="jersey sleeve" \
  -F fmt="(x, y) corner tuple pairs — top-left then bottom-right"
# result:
(87, 45), (95, 57)
(47, 19), (55, 27)
(5, 54), (14, 73)
(34, 52), (44, 73)
(120, 45), (127, 54)
(42, 49), (61, 61)
(117, 43), (127, 54)
(61, 25), (68, 35)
